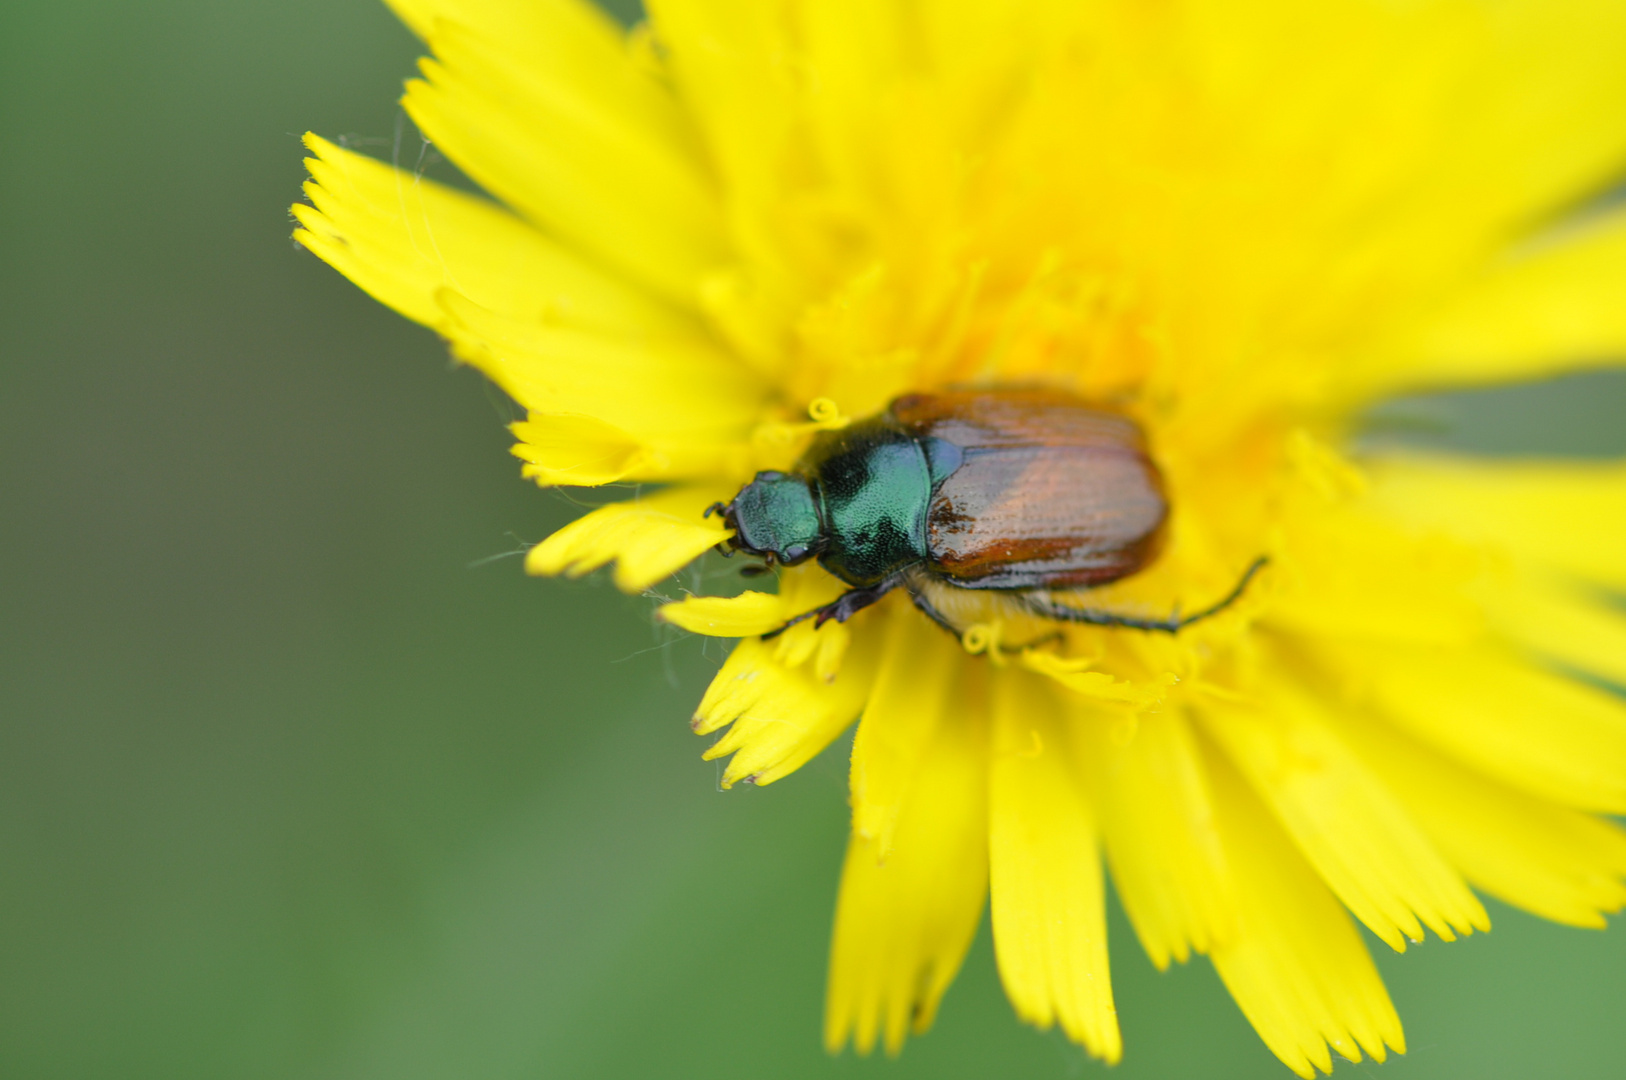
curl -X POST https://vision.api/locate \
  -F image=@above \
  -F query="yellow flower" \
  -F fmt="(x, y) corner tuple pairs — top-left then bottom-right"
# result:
(293, 0), (1626, 1074)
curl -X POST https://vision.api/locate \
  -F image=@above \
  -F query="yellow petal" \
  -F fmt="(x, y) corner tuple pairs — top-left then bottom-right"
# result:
(811, 620), (853, 684)
(912, 1), (1060, 139)
(1204, 743), (1405, 1078)
(695, 631), (880, 788)
(1367, 454), (1626, 592)
(293, 134), (686, 337)
(525, 486), (730, 592)
(987, 669), (1121, 1063)
(825, 690), (987, 1056)
(644, 0), (791, 236)
(643, 0), (807, 368)
(1198, 681), (1488, 951)
(795, 0), (909, 201)
(1429, 0), (1626, 234)
(1487, 575), (1626, 691)
(1070, 707), (1235, 970)
(762, 568), (854, 673)
(510, 406), (754, 486)
(652, 564), (851, 649)
(438, 290), (766, 451)
(657, 591), (783, 638)
(384, 0), (542, 41)
(509, 413), (652, 487)
(1391, 207), (1626, 388)
(1337, 713), (1626, 930)
(1486, 1), (1626, 200)
(397, 1), (727, 302)
(294, 137), (752, 486)
(1339, 0), (1626, 395)
(1267, 496), (1484, 648)
(849, 614), (966, 860)
(1347, 643), (1626, 815)
(1016, 648), (1171, 709)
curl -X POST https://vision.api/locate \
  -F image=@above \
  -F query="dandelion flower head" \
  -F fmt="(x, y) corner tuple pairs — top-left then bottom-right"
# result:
(293, 0), (1626, 1073)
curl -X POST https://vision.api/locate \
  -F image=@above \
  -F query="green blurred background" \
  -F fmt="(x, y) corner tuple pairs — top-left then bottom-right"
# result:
(4, 2), (1625, 1078)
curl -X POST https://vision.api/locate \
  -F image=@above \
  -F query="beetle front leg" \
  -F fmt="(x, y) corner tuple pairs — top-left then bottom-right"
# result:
(760, 578), (900, 640)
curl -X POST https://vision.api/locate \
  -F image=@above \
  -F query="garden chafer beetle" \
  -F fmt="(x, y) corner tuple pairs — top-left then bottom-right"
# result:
(706, 388), (1266, 638)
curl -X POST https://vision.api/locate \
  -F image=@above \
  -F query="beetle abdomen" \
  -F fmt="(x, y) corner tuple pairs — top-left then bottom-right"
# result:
(890, 390), (1168, 590)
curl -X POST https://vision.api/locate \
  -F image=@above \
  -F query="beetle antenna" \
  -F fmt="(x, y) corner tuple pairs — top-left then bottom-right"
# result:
(1020, 555), (1270, 634)
(702, 501), (729, 519)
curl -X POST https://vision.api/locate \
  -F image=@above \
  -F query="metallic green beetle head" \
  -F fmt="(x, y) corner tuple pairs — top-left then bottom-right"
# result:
(713, 471), (825, 566)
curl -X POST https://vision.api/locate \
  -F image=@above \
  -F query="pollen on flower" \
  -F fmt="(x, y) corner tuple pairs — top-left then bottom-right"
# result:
(806, 396), (847, 427)
(959, 622), (999, 657)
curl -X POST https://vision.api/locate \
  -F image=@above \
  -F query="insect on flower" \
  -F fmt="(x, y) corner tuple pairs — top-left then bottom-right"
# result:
(295, 0), (1626, 1073)
(707, 388), (1268, 640)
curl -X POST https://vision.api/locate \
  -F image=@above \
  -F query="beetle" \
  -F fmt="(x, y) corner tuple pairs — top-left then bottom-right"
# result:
(706, 388), (1267, 639)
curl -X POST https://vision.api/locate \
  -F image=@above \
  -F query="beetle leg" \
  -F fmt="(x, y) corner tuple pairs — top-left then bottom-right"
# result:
(904, 581), (1066, 649)
(904, 583), (961, 635)
(1020, 556), (1270, 634)
(815, 581), (898, 627)
(760, 578), (900, 640)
